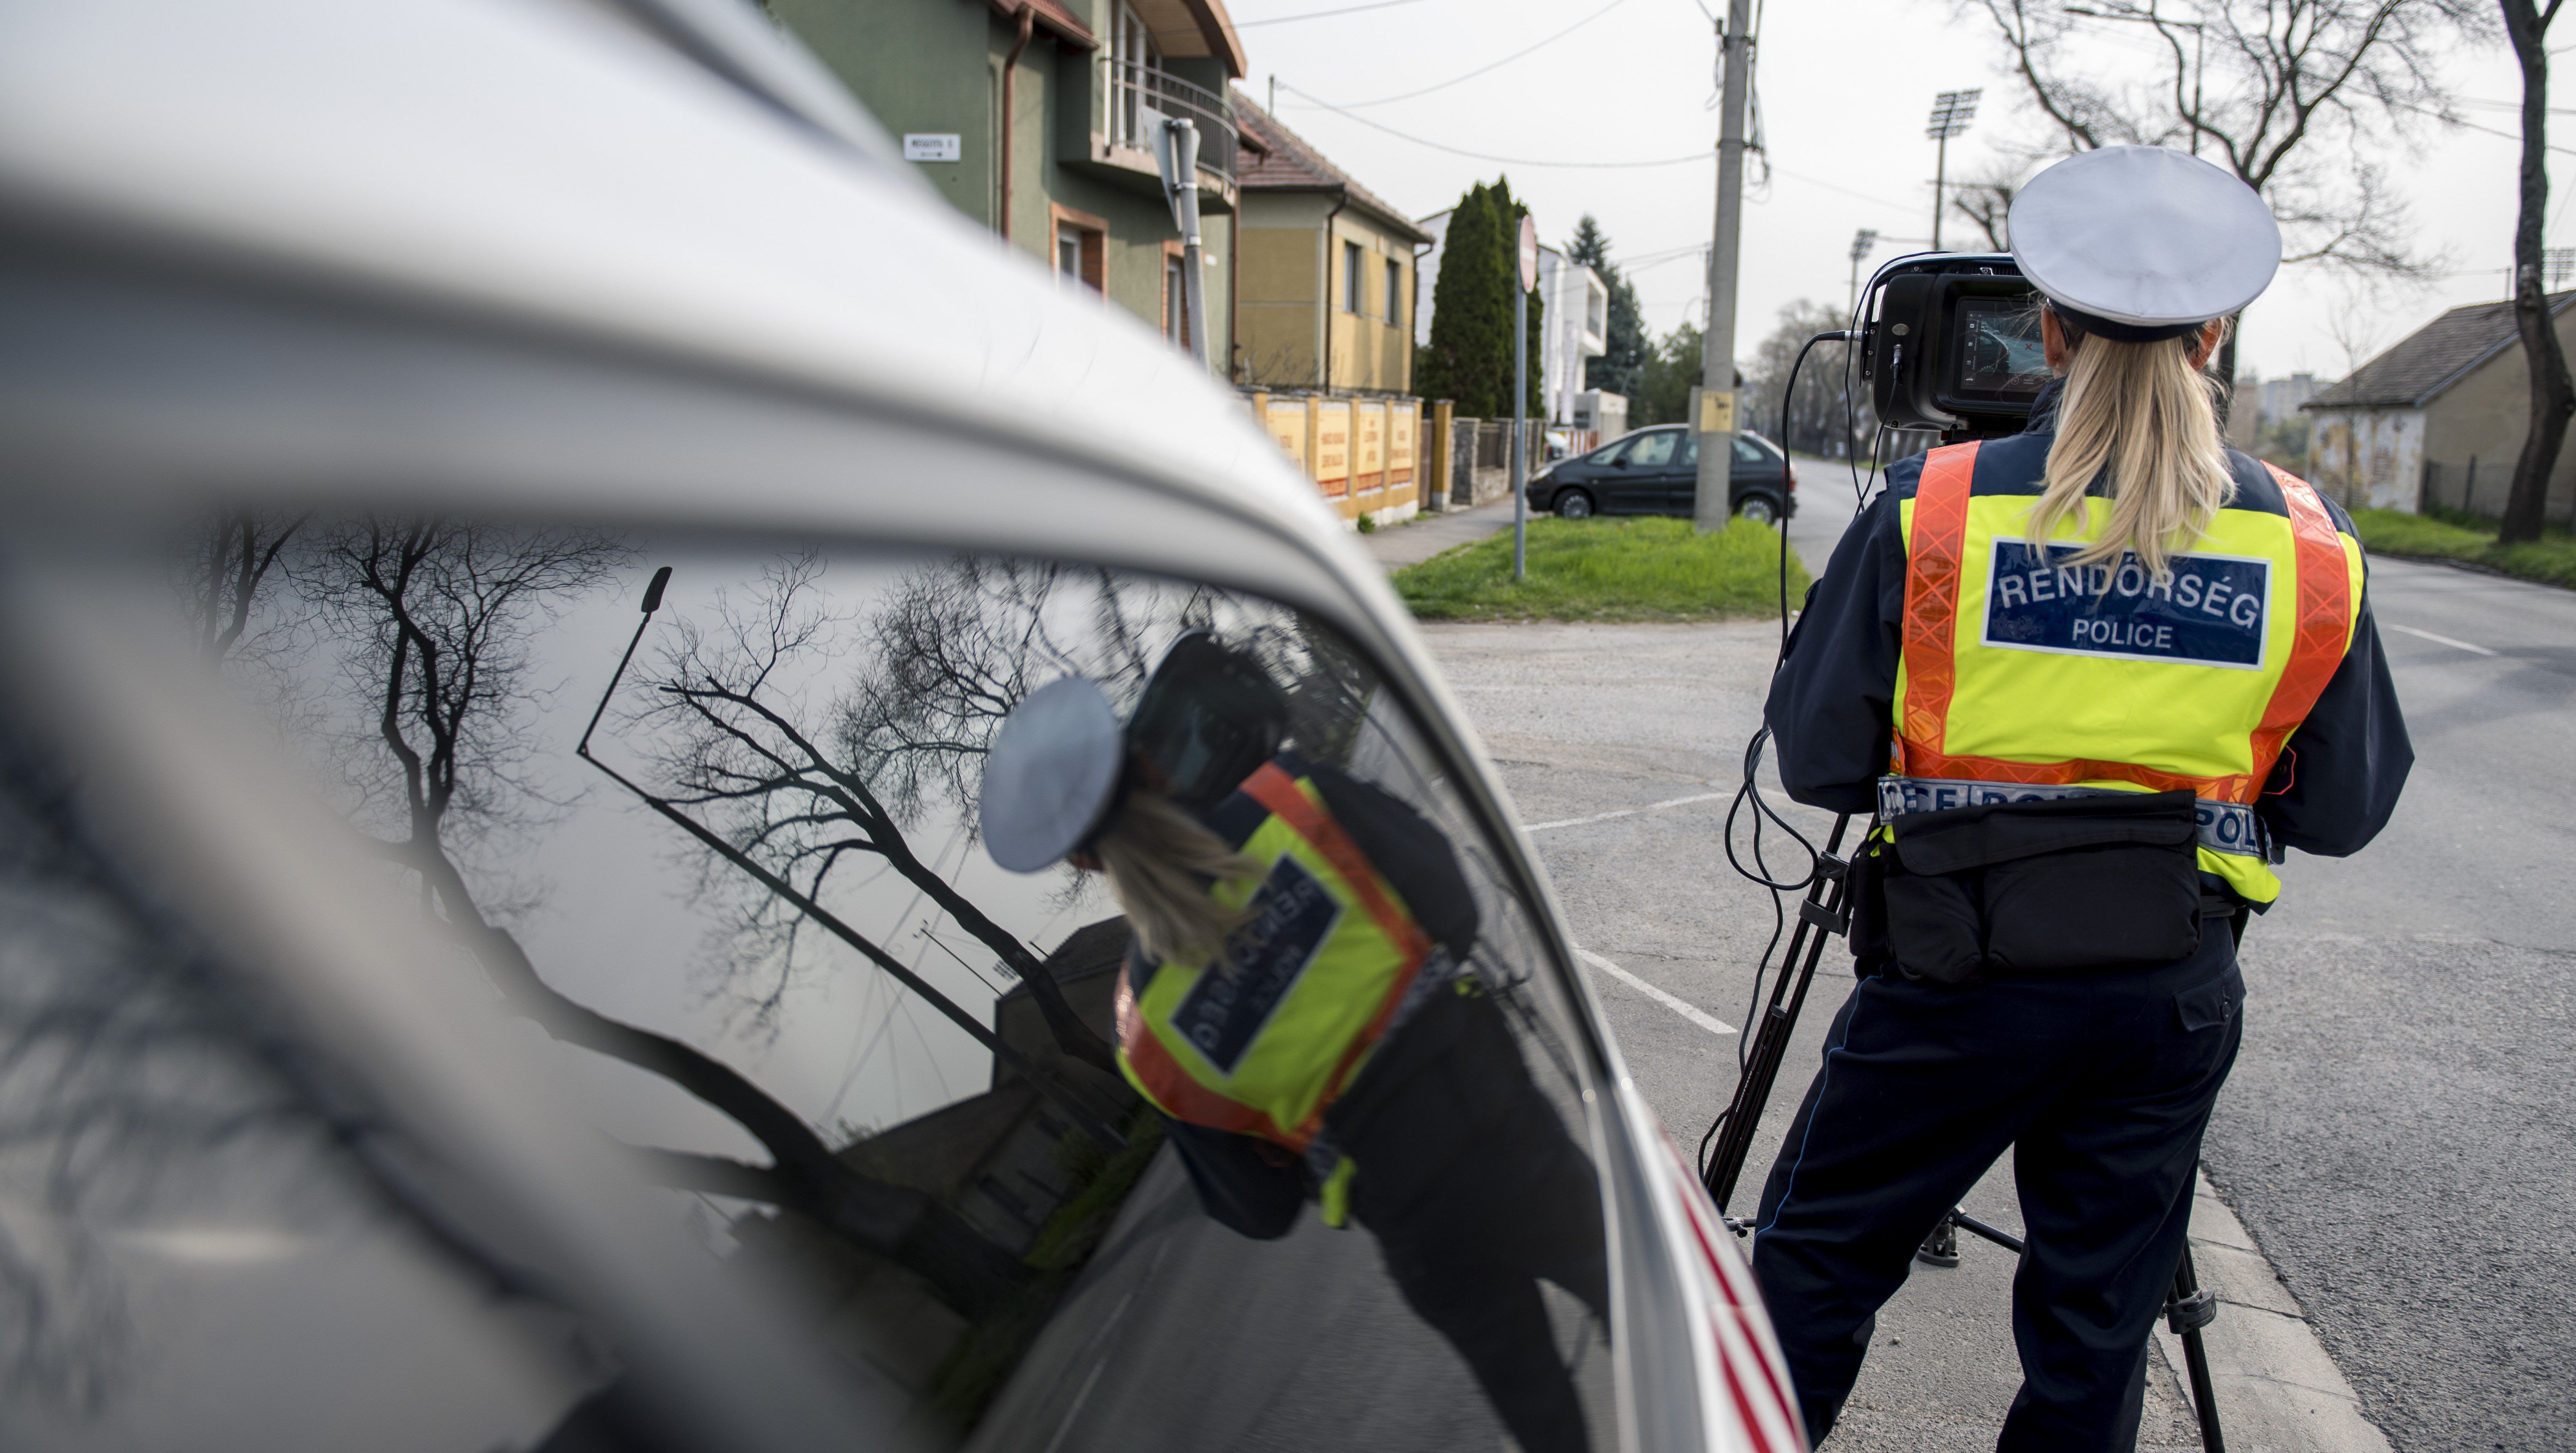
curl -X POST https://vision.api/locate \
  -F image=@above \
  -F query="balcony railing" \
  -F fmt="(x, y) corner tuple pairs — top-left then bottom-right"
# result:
(1102, 58), (1236, 185)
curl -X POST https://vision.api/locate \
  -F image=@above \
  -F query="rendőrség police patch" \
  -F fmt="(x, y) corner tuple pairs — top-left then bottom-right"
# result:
(1981, 540), (2268, 669)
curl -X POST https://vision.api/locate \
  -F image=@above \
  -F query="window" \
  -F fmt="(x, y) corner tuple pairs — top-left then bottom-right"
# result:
(1621, 429), (1681, 467)
(1733, 436), (1776, 466)
(1385, 258), (1402, 325)
(1052, 206), (1106, 293)
(1343, 240), (1363, 314)
(45, 518), (1621, 1448)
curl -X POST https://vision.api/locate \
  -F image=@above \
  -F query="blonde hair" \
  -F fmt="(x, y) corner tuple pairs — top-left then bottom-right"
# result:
(1094, 788), (1264, 966)
(2024, 314), (2236, 578)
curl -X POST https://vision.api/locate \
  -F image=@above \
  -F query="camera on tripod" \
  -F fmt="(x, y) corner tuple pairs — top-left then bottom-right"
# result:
(1859, 253), (2048, 440)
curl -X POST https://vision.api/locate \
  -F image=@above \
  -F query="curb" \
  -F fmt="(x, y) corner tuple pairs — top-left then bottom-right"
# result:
(2152, 1169), (2392, 1452)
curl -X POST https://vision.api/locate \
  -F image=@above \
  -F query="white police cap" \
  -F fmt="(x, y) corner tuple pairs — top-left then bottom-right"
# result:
(2009, 146), (2281, 343)
(979, 676), (1124, 873)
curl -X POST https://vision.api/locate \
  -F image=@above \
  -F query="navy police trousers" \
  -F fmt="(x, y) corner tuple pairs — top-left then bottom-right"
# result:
(1751, 932), (2245, 1451)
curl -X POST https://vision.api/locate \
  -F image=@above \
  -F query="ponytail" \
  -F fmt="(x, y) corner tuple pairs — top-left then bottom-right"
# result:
(2024, 313), (2236, 579)
(1094, 786), (1264, 966)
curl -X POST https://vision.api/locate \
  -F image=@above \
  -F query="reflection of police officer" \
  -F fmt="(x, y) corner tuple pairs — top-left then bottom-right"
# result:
(1753, 148), (2411, 1450)
(981, 636), (1607, 1453)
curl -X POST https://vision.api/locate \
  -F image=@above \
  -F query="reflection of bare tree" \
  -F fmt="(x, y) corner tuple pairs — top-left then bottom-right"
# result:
(288, 522), (1023, 1316)
(0, 737), (317, 1409)
(186, 509), (307, 665)
(650, 558), (1136, 1076)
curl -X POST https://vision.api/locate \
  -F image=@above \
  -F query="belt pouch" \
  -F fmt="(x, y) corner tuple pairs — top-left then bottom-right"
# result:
(1882, 790), (2202, 982)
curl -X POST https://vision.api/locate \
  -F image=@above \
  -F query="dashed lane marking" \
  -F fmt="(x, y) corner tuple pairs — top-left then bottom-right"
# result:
(1573, 946), (1736, 1037)
(2384, 622), (2499, 657)
(1529, 789), (1728, 833)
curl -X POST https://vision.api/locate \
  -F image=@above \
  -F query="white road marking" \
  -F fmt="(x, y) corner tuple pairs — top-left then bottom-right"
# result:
(1530, 789), (1728, 833)
(1574, 946), (1736, 1036)
(2384, 622), (2499, 657)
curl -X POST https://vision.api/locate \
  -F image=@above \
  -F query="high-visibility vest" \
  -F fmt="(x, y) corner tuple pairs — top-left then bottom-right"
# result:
(1116, 761), (1433, 1151)
(1886, 440), (2361, 905)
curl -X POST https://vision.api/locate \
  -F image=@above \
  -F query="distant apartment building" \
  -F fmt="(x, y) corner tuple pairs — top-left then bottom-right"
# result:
(1413, 210), (1608, 424)
(1231, 94), (1428, 394)
(773, 0), (1247, 367)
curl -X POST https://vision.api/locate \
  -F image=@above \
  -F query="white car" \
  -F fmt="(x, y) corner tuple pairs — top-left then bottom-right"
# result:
(0, 3), (1804, 1450)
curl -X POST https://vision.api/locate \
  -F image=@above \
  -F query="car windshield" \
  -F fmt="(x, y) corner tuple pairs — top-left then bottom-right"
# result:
(5, 515), (1620, 1452)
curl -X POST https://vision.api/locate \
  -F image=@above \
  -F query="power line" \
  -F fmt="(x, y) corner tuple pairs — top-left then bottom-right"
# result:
(1278, 83), (1713, 167)
(1235, 0), (1430, 26)
(1307, 0), (1636, 107)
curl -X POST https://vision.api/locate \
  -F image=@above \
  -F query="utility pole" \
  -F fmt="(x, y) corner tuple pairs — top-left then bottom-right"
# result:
(1514, 212), (1538, 581)
(1926, 88), (1980, 251)
(1691, 0), (1755, 535)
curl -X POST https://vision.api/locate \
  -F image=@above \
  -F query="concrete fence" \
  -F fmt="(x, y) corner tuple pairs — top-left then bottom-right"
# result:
(1242, 391), (1423, 529)
(1439, 417), (1549, 509)
(2420, 456), (2576, 526)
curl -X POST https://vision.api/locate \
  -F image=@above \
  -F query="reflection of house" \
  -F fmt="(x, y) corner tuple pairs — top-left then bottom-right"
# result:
(2304, 292), (2576, 521)
(773, 0), (1247, 367)
(1232, 93), (1429, 394)
(722, 917), (1138, 1400)
(1413, 213), (1607, 425)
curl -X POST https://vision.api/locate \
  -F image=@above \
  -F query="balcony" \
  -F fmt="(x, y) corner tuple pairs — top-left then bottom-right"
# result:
(1079, 57), (1238, 209)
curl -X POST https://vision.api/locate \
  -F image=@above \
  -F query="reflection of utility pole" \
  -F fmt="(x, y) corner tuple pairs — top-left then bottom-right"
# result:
(1925, 89), (1980, 250)
(577, 569), (1125, 1151)
(1846, 229), (1879, 323)
(1692, 0), (1755, 534)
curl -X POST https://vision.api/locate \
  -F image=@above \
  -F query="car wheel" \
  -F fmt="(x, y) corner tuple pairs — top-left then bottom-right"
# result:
(1556, 489), (1595, 520)
(1735, 493), (1779, 527)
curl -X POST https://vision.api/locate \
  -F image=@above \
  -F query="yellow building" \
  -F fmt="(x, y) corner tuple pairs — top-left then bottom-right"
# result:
(1232, 95), (1429, 395)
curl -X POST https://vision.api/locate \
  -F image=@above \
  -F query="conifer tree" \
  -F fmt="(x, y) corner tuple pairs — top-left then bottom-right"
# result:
(1419, 178), (1544, 418)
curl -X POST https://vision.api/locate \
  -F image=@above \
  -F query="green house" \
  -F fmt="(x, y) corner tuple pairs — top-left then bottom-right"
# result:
(773, 0), (1248, 373)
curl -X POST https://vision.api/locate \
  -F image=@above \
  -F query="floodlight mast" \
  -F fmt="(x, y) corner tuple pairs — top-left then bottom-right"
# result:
(1925, 88), (1980, 251)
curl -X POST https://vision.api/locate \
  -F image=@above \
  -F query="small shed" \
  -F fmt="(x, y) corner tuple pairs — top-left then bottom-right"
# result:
(2302, 292), (2576, 522)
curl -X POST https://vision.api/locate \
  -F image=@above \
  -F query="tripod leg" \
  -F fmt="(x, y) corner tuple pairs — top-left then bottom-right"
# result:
(1914, 1212), (1959, 1268)
(2165, 1247), (2224, 1452)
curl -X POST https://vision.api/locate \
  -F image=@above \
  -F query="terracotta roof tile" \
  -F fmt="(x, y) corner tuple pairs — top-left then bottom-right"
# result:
(1231, 91), (1431, 244)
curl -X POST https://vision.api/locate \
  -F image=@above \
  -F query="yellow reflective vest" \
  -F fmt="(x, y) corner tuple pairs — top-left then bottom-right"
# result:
(1116, 761), (1433, 1152)
(1885, 441), (2362, 904)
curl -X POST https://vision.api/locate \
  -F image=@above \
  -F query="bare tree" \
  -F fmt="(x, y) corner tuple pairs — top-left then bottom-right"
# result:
(295, 521), (1024, 1316)
(1969, 0), (2487, 402)
(1948, 157), (2026, 250)
(186, 509), (307, 665)
(1744, 300), (1873, 457)
(2500, 0), (2572, 543)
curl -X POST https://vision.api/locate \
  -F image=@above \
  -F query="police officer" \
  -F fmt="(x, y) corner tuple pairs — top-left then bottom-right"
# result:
(1752, 146), (2411, 1450)
(981, 634), (1608, 1453)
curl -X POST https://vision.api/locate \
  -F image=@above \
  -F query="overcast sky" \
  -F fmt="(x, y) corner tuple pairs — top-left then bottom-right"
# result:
(1230, 0), (2533, 382)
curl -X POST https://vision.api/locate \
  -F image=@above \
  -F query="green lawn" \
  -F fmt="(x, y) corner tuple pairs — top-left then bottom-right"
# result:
(1394, 515), (1811, 623)
(2350, 507), (2576, 590)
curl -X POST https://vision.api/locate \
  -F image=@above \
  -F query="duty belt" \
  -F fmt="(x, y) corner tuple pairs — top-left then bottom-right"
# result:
(1875, 775), (2283, 863)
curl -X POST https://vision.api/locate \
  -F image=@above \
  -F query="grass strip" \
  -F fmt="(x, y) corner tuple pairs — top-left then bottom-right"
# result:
(1394, 515), (1811, 623)
(2350, 507), (2576, 591)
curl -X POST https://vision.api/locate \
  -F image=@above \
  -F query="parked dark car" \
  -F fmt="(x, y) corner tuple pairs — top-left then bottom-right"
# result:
(1526, 426), (1799, 525)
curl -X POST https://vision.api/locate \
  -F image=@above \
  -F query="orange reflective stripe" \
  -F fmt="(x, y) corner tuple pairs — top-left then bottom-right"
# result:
(1241, 763), (1432, 1147)
(1898, 442), (1980, 765)
(2251, 464), (2354, 790)
(1121, 988), (1297, 1141)
(1241, 764), (1432, 963)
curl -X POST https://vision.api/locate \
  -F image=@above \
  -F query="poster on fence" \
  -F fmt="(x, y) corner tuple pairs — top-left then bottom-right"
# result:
(1313, 401), (1350, 498)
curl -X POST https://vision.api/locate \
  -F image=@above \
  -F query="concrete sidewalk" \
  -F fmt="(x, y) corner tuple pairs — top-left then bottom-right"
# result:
(1359, 498), (1518, 570)
(1418, 619), (2394, 1453)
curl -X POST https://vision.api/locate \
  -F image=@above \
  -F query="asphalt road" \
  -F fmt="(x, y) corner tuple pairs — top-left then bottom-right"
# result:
(1419, 503), (2572, 1450)
(2197, 554), (2576, 1453)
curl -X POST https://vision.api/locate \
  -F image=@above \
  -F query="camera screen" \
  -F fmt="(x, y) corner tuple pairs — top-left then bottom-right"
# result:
(1947, 295), (2051, 407)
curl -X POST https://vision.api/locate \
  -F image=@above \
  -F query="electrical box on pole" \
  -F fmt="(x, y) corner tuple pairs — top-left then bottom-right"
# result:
(1692, 0), (1754, 534)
